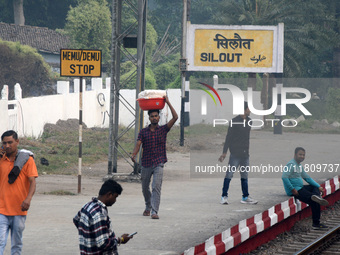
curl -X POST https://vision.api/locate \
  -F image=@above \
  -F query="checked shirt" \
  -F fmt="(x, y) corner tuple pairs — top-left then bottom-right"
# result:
(138, 124), (170, 167)
(73, 198), (119, 255)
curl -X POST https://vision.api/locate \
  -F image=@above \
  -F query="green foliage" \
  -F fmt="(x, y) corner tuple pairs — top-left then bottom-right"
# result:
(166, 75), (181, 89)
(212, 0), (340, 78)
(255, 73), (263, 91)
(2, 0), (339, 97)
(149, 0), (223, 44)
(283, 78), (333, 100)
(121, 20), (159, 66)
(190, 72), (249, 90)
(20, 124), (187, 175)
(120, 61), (135, 75)
(0, 40), (54, 98)
(145, 68), (157, 89)
(25, 125), (111, 174)
(0, 0), (77, 28)
(0, 0), (13, 23)
(190, 0), (225, 25)
(118, 15), (159, 86)
(120, 67), (157, 89)
(119, 66), (136, 89)
(64, 0), (111, 64)
(153, 54), (179, 89)
(149, 0), (182, 39)
(326, 88), (340, 121)
(286, 99), (327, 119)
(146, 22), (158, 66)
(154, 63), (178, 89)
(24, 0), (78, 29)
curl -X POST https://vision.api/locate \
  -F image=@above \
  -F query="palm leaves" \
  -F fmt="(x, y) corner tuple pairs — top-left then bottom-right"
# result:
(213, 0), (340, 78)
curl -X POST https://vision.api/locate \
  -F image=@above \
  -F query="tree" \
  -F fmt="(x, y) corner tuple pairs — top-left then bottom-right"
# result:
(64, 0), (112, 64)
(120, 67), (157, 89)
(328, 0), (340, 87)
(24, 0), (77, 29)
(190, 0), (225, 25)
(0, 40), (54, 99)
(122, 16), (159, 67)
(153, 54), (180, 89)
(0, 0), (13, 23)
(149, 0), (182, 40)
(13, 0), (24, 25)
(0, 0), (77, 29)
(212, 0), (340, 78)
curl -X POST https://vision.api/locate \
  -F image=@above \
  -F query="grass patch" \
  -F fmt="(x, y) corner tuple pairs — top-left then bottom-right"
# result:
(20, 124), (186, 175)
(20, 121), (339, 176)
(262, 119), (340, 134)
(21, 127), (111, 175)
(187, 123), (228, 137)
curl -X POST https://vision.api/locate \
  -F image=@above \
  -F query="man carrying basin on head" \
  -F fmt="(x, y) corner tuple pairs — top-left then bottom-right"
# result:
(131, 95), (178, 220)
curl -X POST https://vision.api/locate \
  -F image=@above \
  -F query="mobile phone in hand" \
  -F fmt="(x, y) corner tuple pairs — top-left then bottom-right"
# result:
(0, 146), (4, 158)
(128, 232), (137, 237)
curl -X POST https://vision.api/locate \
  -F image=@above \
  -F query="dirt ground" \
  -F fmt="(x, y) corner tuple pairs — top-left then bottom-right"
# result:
(4, 127), (340, 255)
(35, 150), (191, 196)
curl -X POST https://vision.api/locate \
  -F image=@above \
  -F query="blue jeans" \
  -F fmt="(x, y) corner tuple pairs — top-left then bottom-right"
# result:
(222, 154), (249, 198)
(0, 214), (26, 255)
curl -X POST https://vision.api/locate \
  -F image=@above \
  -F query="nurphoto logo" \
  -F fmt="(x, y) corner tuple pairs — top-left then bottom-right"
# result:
(198, 82), (222, 106)
(199, 82), (312, 128)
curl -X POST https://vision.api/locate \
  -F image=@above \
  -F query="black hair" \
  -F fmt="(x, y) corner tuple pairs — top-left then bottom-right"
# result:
(148, 109), (160, 116)
(99, 179), (123, 196)
(294, 147), (305, 155)
(1, 130), (18, 141)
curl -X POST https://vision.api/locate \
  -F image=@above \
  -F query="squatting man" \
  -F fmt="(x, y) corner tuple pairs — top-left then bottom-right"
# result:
(282, 147), (329, 230)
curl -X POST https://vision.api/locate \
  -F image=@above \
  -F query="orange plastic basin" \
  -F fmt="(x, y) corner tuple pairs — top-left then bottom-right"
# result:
(137, 98), (165, 110)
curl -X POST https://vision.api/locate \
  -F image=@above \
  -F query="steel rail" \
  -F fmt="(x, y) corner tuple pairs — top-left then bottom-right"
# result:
(294, 224), (340, 255)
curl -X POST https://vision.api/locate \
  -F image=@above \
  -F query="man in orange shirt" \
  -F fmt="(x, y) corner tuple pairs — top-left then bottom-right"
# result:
(0, 130), (38, 255)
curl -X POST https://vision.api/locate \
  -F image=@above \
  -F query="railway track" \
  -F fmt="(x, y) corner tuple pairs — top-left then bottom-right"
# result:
(293, 223), (340, 255)
(248, 201), (340, 255)
(276, 217), (340, 254)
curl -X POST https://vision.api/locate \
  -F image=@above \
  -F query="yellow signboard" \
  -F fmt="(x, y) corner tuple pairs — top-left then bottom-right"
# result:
(60, 49), (102, 77)
(195, 30), (273, 68)
(186, 24), (284, 73)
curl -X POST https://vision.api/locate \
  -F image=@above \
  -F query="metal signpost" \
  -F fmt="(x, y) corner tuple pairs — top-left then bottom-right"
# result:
(60, 49), (102, 193)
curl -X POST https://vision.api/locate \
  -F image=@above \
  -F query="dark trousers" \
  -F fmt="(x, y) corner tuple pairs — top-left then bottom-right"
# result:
(222, 154), (249, 198)
(294, 185), (321, 225)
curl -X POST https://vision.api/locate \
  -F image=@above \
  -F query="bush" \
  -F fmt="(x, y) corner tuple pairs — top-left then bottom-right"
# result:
(286, 99), (326, 119)
(0, 40), (54, 99)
